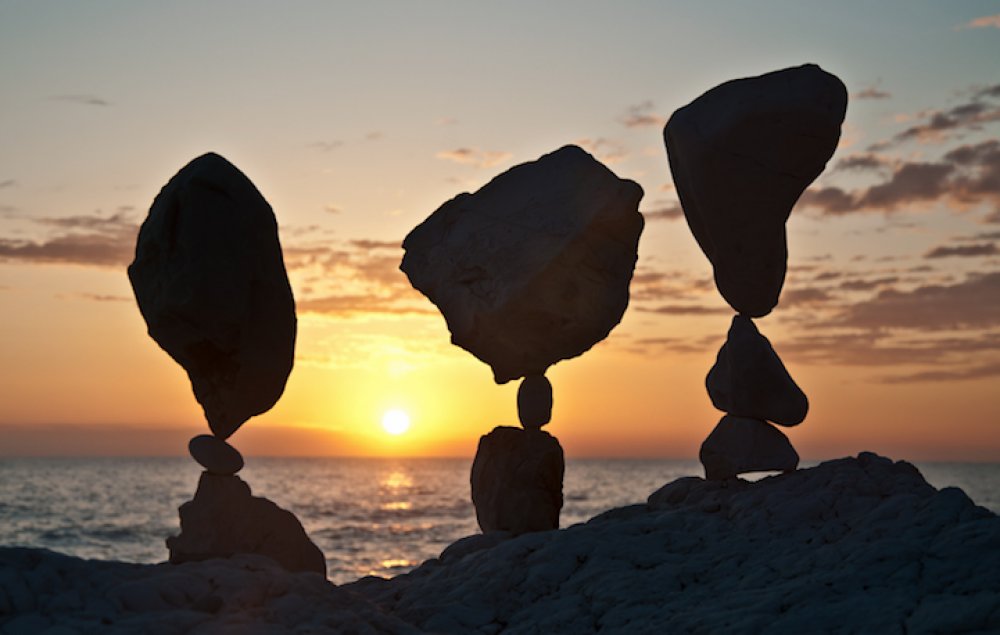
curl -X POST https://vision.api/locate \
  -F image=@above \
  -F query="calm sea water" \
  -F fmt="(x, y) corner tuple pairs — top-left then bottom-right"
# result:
(0, 457), (997, 584)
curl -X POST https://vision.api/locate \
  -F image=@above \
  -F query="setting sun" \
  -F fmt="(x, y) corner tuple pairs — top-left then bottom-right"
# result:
(381, 409), (411, 436)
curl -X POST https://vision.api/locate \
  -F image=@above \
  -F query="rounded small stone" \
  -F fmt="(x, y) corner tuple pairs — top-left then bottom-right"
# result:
(517, 374), (553, 430)
(189, 434), (244, 475)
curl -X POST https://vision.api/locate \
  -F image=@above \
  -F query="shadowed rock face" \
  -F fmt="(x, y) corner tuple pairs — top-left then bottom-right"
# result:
(128, 153), (296, 439)
(665, 64), (847, 317)
(706, 316), (808, 426)
(699, 416), (799, 480)
(471, 426), (564, 533)
(401, 145), (644, 383)
(167, 472), (326, 576)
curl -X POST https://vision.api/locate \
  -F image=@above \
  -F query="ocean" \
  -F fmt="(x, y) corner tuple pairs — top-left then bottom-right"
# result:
(1, 457), (997, 584)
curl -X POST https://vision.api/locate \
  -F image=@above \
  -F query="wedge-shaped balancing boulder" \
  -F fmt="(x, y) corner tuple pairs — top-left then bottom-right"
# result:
(706, 316), (808, 426)
(401, 145), (644, 383)
(128, 153), (296, 439)
(665, 64), (847, 317)
(699, 416), (799, 480)
(471, 426), (564, 533)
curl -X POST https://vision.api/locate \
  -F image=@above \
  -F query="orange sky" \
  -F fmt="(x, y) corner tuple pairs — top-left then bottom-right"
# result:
(0, 3), (998, 461)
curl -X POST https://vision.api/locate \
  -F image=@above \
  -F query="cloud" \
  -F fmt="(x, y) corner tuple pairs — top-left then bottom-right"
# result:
(836, 272), (1000, 331)
(349, 239), (400, 250)
(834, 153), (891, 172)
(0, 212), (138, 268)
(308, 141), (343, 152)
(925, 242), (998, 258)
(50, 94), (110, 107)
(780, 287), (835, 307)
(800, 140), (1000, 215)
(620, 101), (666, 128)
(323, 204), (342, 214)
(641, 201), (684, 221)
(435, 148), (512, 168)
(885, 89), (1000, 146)
(838, 276), (900, 292)
(853, 86), (891, 100)
(365, 132), (383, 141)
(879, 360), (1000, 384)
(576, 138), (628, 164)
(0, 179), (16, 189)
(964, 14), (1000, 29)
(635, 304), (730, 315)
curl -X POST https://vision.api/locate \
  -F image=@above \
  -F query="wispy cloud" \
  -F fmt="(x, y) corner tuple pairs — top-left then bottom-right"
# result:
(641, 200), (684, 221)
(877, 85), (1000, 147)
(49, 94), (110, 107)
(853, 85), (891, 100)
(435, 147), (512, 168)
(0, 179), (16, 189)
(576, 138), (628, 165)
(0, 212), (137, 268)
(307, 141), (343, 152)
(620, 101), (666, 128)
(963, 14), (1000, 29)
(925, 242), (998, 259)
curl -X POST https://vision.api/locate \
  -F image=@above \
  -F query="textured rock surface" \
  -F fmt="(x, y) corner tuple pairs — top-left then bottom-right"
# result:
(128, 153), (296, 439)
(706, 315), (808, 426)
(664, 64), (847, 317)
(470, 426), (564, 533)
(4, 455), (1000, 633)
(401, 145), (644, 383)
(517, 374), (552, 429)
(166, 473), (325, 576)
(187, 434), (244, 475)
(700, 416), (799, 479)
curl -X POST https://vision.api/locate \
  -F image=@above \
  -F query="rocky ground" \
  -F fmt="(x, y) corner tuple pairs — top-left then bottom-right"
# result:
(3, 453), (999, 634)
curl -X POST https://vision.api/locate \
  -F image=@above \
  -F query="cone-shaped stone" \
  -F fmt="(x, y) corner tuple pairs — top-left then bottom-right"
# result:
(664, 64), (847, 317)
(128, 153), (296, 439)
(471, 426), (564, 533)
(706, 316), (808, 426)
(517, 374), (553, 430)
(401, 145), (644, 383)
(699, 416), (799, 480)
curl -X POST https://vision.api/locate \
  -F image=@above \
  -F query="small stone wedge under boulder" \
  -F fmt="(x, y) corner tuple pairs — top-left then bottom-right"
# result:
(128, 153), (296, 439)
(706, 315), (808, 426)
(664, 64), (847, 317)
(699, 416), (799, 480)
(401, 145), (644, 384)
(167, 472), (326, 576)
(471, 426), (564, 534)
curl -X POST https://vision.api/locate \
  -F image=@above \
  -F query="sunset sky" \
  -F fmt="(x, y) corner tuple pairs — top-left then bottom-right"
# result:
(1, 2), (998, 460)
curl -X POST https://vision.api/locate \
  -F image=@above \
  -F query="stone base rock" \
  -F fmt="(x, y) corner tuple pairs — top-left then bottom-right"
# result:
(699, 416), (799, 480)
(471, 426), (564, 534)
(706, 315), (808, 426)
(167, 472), (325, 576)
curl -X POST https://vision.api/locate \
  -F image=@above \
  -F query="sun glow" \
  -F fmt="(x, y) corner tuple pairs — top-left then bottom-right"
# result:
(381, 409), (411, 436)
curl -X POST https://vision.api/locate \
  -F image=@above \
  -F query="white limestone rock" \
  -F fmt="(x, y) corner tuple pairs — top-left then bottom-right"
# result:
(664, 64), (847, 317)
(128, 153), (296, 439)
(699, 416), (799, 480)
(187, 434), (244, 475)
(401, 145), (644, 383)
(470, 426), (564, 534)
(166, 472), (325, 576)
(706, 315), (808, 426)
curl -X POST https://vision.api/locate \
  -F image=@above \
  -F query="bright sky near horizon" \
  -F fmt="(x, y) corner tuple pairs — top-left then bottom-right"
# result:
(0, 2), (998, 460)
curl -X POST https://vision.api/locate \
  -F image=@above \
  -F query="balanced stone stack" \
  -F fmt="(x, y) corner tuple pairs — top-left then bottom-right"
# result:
(129, 153), (325, 575)
(402, 145), (644, 533)
(664, 64), (848, 479)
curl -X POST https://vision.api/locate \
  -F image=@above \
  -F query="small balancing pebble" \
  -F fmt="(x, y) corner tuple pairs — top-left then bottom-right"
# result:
(517, 374), (553, 430)
(189, 434), (244, 475)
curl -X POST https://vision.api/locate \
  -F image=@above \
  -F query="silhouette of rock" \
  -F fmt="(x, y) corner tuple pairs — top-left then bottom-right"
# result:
(706, 316), (808, 426)
(128, 153), (296, 439)
(401, 145), (644, 383)
(699, 416), (799, 479)
(471, 426), (564, 533)
(167, 472), (325, 576)
(664, 64), (847, 317)
(188, 434), (244, 475)
(517, 374), (553, 430)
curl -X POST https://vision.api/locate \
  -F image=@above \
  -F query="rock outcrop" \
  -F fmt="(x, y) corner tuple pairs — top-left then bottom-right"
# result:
(664, 64), (847, 317)
(401, 145), (644, 384)
(167, 472), (326, 576)
(706, 315), (808, 426)
(699, 416), (799, 480)
(470, 426), (564, 534)
(128, 153), (296, 439)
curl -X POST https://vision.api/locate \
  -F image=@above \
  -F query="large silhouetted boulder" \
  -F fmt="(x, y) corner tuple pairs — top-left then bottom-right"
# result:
(664, 64), (847, 317)
(471, 426), (564, 533)
(128, 153), (296, 438)
(401, 145), (644, 383)
(167, 472), (326, 576)
(699, 416), (799, 480)
(706, 316), (808, 426)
